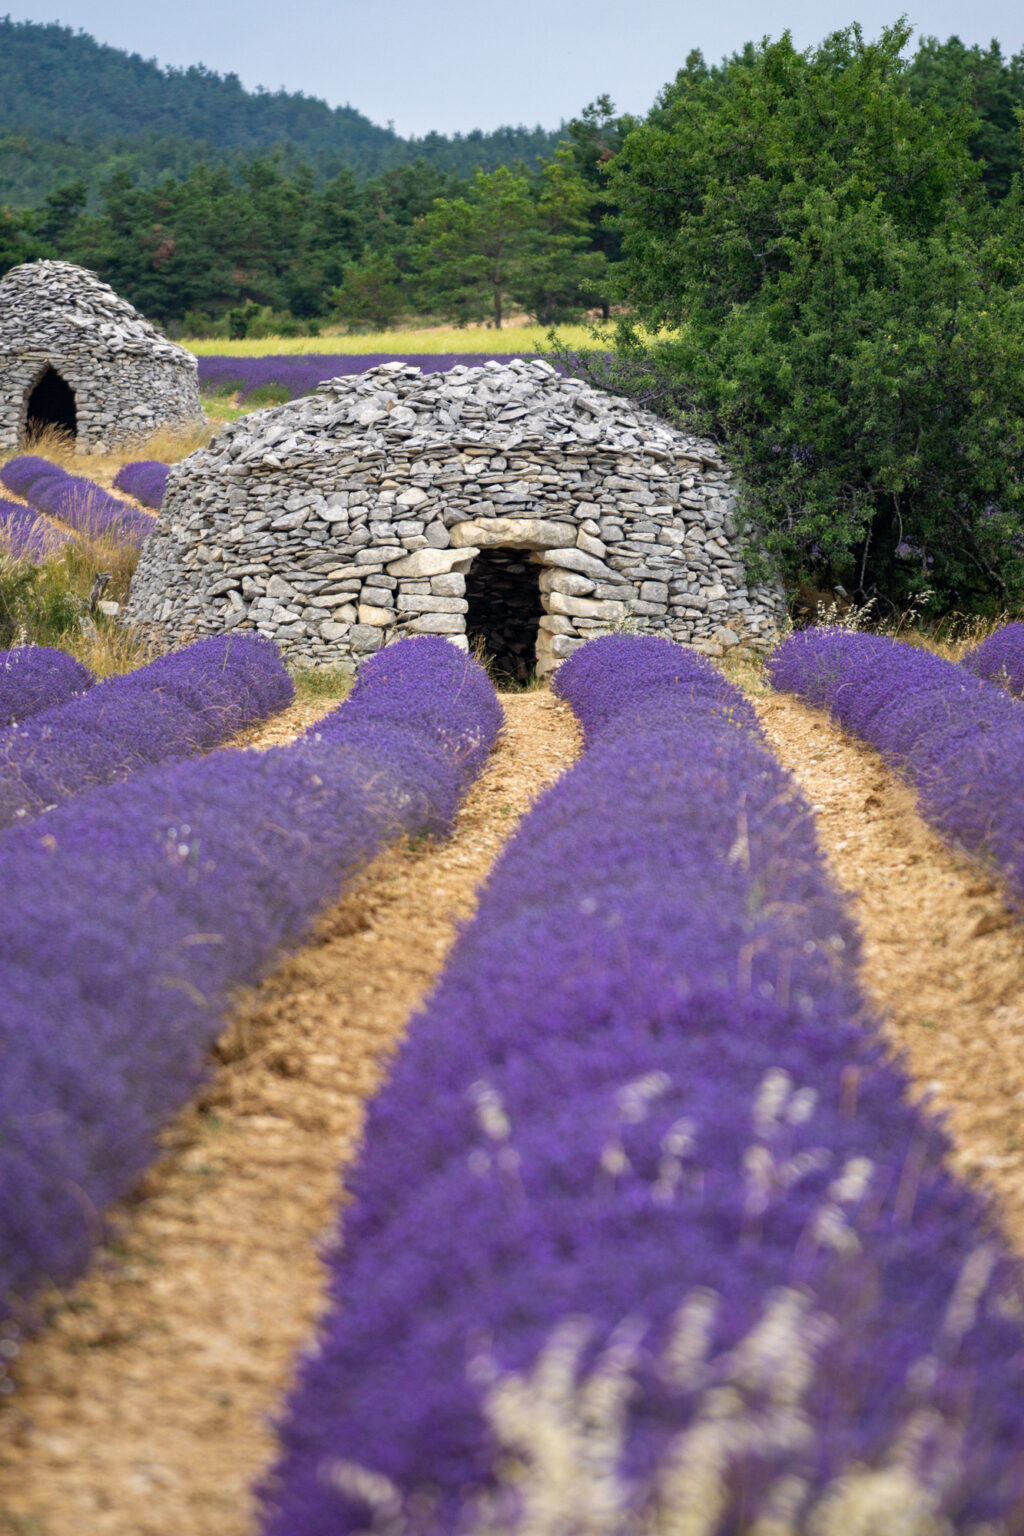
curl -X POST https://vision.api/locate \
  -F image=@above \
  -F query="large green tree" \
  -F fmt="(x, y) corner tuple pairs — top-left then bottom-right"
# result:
(606, 23), (1024, 611)
(415, 167), (535, 328)
(512, 148), (608, 324)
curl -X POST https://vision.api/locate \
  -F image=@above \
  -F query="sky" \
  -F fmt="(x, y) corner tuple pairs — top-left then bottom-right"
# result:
(10, 0), (1024, 137)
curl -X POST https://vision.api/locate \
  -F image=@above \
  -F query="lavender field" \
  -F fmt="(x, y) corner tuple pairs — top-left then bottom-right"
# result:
(3, 623), (1024, 1536)
(197, 351), (553, 403)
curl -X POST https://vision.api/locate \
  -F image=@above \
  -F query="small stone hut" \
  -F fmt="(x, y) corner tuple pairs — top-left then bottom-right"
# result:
(126, 359), (785, 676)
(0, 261), (205, 453)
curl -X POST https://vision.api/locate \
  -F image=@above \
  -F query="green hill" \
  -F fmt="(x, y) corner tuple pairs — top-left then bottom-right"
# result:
(0, 17), (564, 202)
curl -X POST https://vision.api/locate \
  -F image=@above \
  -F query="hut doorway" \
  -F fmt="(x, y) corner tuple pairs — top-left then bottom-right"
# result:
(24, 367), (77, 444)
(465, 547), (545, 683)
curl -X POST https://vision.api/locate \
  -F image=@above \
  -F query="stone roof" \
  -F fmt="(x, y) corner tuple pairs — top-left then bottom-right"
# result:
(127, 357), (786, 671)
(0, 260), (192, 365)
(208, 356), (726, 468)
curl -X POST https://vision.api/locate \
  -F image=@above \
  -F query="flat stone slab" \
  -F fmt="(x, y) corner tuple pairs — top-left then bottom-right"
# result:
(450, 517), (576, 550)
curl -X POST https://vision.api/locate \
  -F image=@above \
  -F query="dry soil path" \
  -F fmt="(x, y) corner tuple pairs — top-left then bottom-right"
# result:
(0, 690), (581, 1536)
(755, 692), (1024, 1247)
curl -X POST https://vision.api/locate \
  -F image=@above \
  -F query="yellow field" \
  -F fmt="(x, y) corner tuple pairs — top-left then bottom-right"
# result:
(182, 323), (607, 357)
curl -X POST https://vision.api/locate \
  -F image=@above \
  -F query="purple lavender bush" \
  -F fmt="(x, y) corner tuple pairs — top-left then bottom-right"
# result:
(769, 628), (1024, 905)
(197, 353), (547, 403)
(261, 633), (1024, 1536)
(0, 637), (500, 1346)
(1, 456), (157, 545)
(0, 647), (94, 726)
(0, 498), (73, 563)
(309, 633), (502, 794)
(961, 621), (1024, 698)
(112, 460), (170, 511)
(0, 456), (58, 499)
(0, 634), (294, 828)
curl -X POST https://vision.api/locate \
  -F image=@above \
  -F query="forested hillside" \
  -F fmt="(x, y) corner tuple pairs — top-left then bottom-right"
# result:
(0, 17), (563, 203)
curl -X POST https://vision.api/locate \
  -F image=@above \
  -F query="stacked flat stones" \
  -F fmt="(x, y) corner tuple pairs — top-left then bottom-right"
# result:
(0, 261), (205, 452)
(125, 359), (785, 673)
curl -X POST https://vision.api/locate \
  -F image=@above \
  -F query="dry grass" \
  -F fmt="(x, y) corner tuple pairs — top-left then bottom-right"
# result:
(2, 421), (214, 487)
(718, 646), (772, 695)
(289, 667), (355, 705)
(71, 616), (159, 677)
(0, 425), (213, 670)
(182, 322), (607, 358)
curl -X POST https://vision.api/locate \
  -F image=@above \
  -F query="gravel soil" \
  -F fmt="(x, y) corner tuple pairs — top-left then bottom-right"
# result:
(0, 690), (581, 1536)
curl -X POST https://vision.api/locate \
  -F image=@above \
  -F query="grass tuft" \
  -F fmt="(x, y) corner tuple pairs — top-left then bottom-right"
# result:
(289, 667), (355, 704)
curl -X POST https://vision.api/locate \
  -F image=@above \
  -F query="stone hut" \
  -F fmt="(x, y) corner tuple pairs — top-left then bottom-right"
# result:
(0, 261), (205, 453)
(125, 359), (785, 676)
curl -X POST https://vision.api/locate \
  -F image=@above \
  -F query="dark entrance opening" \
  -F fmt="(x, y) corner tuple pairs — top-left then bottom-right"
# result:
(24, 367), (77, 444)
(465, 547), (545, 683)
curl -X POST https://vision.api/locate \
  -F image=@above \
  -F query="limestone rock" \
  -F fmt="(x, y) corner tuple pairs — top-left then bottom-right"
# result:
(451, 517), (576, 550)
(547, 593), (627, 621)
(357, 604), (394, 627)
(538, 570), (595, 597)
(387, 547), (479, 578)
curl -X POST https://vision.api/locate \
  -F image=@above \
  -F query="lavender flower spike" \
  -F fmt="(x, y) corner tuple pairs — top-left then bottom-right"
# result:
(0, 646), (94, 726)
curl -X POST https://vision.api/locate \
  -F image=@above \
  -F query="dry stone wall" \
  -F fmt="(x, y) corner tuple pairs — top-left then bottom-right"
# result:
(0, 261), (205, 453)
(126, 359), (785, 674)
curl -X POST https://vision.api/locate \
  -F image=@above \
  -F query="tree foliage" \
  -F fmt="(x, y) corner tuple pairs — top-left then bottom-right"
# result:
(605, 23), (1024, 612)
(514, 147), (609, 324)
(1, 144), (617, 333)
(416, 168), (535, 329)
(905, 36), (1024, 202)
(415, 158), (608, 327)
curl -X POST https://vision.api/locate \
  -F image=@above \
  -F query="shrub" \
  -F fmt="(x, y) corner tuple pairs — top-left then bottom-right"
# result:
(961, 620), (1024, 698)
(1, 456), (156, 545)
(0, 633), (294, 827)
(111, 460), (170, 511)
(604, 24), (1024, 612)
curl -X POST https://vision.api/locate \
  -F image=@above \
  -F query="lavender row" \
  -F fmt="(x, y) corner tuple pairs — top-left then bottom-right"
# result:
(769, 628), (1024, 903)
(0, 634), (294, 829)
(262, 633), (1024, 1536)
(0, 497), (74, 563)
(0, 456), (157, 545)
(0, 646), (94, 728)
(112, 459), (171, 510)
(0, 637), (501, 1345)
(962, 620), (1024, 697)
(197, 353), (542, 403)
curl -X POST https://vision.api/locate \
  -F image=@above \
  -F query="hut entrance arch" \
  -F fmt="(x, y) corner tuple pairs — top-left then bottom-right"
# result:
(463, 546), (546, 682)
(24, 366), (77, 444)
